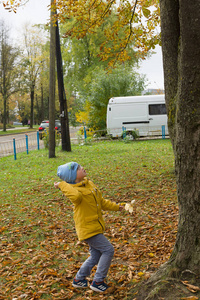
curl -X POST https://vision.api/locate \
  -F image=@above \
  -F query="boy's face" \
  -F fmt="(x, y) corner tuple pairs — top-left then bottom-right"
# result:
(76, 165), (87, 182)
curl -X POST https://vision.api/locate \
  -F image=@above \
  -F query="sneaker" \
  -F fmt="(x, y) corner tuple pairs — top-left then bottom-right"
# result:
(90, 280), (109, 292)
(72, 278), (88, 288)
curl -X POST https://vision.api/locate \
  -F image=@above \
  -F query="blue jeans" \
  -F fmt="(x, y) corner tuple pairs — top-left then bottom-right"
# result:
(75, 234), (114, 282)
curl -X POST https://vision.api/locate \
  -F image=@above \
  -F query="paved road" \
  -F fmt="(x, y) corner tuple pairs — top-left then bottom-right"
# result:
(0, 127), (80, 158)
(0, 130), (36, 142)
(0, 132), (43, 158)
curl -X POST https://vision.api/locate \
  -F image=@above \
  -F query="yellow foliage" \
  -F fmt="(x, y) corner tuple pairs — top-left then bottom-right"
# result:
(76, 110), (89, 125)
(56, 0), (160, 64)
(4, 0), (161, 64)
(75, 101), (91, 125)
(2, 0), (21, 11)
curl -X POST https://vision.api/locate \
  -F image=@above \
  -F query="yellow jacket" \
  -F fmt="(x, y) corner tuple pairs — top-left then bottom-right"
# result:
(58, 178), (119, 241)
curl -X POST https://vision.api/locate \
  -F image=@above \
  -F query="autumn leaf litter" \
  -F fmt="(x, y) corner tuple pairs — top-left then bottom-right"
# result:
(0, 140), (178, 299)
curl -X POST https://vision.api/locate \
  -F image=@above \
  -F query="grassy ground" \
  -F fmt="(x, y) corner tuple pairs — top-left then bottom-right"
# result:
(0, 125), (38, 135)
(0, 139), (178, 299)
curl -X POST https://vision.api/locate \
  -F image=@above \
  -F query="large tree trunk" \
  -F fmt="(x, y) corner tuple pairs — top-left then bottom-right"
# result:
(160, 0), (179, 147)
(161, 0), (200, 274)
(136, 1), (200, 298)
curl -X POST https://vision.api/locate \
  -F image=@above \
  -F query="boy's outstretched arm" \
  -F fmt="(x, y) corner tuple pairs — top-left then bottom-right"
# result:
(54, 181), (82, 205)
(101, 197), (124, 212)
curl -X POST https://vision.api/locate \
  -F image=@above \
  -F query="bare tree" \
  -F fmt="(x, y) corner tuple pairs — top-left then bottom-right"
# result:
(0, 21), (20, 131)
(21, 24), (44, 128)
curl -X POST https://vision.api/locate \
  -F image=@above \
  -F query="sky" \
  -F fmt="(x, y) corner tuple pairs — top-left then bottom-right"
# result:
(139, 45), (164, 90)
(0, 0), (164, 90)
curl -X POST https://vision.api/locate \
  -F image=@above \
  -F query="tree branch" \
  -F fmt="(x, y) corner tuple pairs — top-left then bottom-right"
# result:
(113, 0), (138, 65)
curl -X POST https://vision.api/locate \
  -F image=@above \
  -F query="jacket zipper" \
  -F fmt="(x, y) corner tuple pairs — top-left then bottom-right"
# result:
(92, 189), (104, 230)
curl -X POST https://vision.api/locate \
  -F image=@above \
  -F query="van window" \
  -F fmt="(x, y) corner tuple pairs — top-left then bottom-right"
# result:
(149, 104), (166, 115)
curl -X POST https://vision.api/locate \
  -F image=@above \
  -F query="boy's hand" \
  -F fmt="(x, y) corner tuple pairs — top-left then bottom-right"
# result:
(54, 182), (60, 189)
(119, 205), (124, 211)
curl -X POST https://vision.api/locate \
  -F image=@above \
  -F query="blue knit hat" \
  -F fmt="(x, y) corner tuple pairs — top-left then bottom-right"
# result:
(57, 162), (79, 183)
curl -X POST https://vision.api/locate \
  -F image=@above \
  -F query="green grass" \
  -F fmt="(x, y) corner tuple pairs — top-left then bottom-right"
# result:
(0, 139), (177, 299)
(0, 125), (38, 135)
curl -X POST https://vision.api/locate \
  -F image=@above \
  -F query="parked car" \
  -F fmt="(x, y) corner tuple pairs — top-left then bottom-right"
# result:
(38, 120), (61, 139)
(13, 122), (22, 126)
(55, 120), (61, 132)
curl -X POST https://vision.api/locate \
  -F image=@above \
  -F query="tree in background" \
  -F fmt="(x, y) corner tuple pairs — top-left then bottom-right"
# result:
(20, 25), (45, 129)
(0, 21), (20, 131)
(15, 92), (30, 125)
(2, 0), (161, 65)
(60, 6), (147, 129)
(34, 38), (51, 124)
(56, 0), (160, 65)
(76, 65), (146, 131)
(2, 0), (159, 131)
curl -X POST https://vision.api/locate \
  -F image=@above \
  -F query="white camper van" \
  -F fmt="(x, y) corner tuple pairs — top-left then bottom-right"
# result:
(106, 94), (168, 137)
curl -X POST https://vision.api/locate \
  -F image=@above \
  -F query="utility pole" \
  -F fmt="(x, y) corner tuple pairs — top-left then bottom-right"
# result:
(55, 19), (71, 152)
(48, 0), (56, 158)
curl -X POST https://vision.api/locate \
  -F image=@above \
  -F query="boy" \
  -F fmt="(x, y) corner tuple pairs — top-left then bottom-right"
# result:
(54, 161), (123, 293)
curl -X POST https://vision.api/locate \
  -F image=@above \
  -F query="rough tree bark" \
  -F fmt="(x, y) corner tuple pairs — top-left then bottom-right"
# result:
(136, 0), (200, 298)
(160, 0), (200, 276)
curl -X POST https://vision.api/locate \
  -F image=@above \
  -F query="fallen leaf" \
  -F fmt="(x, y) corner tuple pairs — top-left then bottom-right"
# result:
(181, 297), (198, 300)
(125, 203), (134, 213)
(181, 281), (200, 293)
